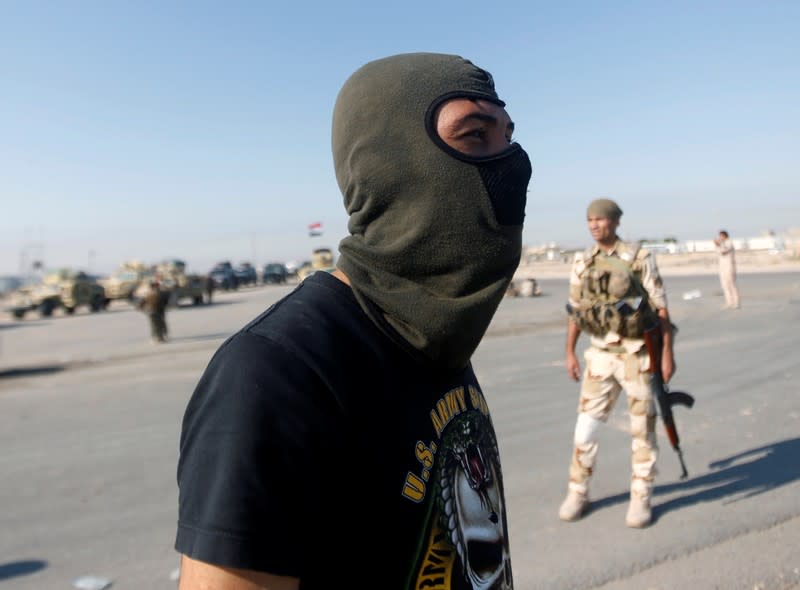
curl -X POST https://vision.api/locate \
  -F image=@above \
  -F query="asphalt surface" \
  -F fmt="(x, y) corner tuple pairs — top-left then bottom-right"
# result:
(1, 271), (799, 590)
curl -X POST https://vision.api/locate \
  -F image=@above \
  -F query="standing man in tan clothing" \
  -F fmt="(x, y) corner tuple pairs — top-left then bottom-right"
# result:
(714, 229), (740, 309)
(559, 198), (676, 528)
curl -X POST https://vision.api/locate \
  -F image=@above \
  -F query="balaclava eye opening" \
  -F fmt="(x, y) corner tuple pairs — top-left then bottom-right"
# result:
(333, 52), (532, 369)
(424, 93), (530, 227)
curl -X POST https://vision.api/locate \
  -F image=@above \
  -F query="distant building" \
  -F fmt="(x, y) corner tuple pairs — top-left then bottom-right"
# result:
(746, 234), (784, 252)
(685, 233), (784, 254)
(521, 230), (794, 264)
(522, 243), (571, 264)
(639, 241), (684, 254)
(684, 240), (719, 253)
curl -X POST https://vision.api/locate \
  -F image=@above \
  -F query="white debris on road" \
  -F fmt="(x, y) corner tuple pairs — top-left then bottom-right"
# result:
(72, 575), (113, 590)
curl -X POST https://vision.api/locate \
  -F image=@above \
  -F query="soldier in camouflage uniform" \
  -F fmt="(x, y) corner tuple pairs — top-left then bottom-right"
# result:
(559, 198), (676, 528)
(140, 280), (169, 343)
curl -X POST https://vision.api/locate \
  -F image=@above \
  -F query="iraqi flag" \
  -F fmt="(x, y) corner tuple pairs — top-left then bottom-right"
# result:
(308, 222), (323, 237)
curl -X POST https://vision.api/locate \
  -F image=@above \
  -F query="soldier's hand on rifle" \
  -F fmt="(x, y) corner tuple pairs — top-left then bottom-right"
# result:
(566, 352), (581, 382)
(661, 349), (676, 383)
(655, 309), (676, 383)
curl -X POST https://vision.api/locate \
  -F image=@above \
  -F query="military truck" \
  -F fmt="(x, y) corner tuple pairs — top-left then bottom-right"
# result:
(6, 269), (107, 319)
(100, 260), (152, 305)
(262, 262), (289, 284)
(297, 248), (336, 282)
(133, 259), (205, 306)
(208, 261), (238, 291)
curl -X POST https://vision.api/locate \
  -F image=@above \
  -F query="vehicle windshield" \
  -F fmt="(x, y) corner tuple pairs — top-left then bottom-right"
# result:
(115, 271), (139, 281)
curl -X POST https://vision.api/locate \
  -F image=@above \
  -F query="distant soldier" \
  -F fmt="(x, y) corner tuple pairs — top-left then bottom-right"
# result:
(714, 229), (740, 309)
(140, 280), (168, 343)
(204, 275), (215, 305)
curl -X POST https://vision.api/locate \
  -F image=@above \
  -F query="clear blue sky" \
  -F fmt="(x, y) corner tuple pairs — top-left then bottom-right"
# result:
(2, 1), (798, 276)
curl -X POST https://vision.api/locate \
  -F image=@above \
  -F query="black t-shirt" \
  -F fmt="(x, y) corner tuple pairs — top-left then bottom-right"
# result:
(176, 272), (514, 589)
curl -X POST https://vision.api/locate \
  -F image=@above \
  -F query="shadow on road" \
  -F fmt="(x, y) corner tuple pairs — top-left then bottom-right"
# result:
(175, 299), (240, 309)
(589, 437), (800, 522)
(0, 319), (52, 329)
(0, 559), (47, 581)
(172, 332), (232, 343)
(0, 365), (65, 379)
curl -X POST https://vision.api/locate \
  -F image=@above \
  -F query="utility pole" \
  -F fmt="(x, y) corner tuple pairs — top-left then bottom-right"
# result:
(18, 226), (45, 280)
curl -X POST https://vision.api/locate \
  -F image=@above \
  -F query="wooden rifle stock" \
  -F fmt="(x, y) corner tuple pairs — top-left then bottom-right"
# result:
(643, 324), (695, 479)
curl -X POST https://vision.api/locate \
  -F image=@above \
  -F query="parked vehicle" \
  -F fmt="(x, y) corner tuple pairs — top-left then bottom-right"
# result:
(100, 260), (152, 305)
(209, 261), (239, 291)
(234, 263), (258, 287)
(133, 259), (205, 306)
(6, 269), (106, 319)
(262, 262), (289, 284)
(297, 248), (336, 282)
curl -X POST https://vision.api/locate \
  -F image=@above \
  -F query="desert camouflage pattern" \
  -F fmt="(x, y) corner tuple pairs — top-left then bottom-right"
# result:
(568, 346), (658, 499)
(297, 247), (336, 282)
(100, 260), (152, 301)
(564, 239), (668, 505)
(7, 269), (106, 319)
(133, 259), (204, 306)
(569, 240), (667, 352)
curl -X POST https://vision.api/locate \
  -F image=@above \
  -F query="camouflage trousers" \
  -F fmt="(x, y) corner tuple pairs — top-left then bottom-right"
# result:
(567, 345), (658, 499)
(149, 312), (168, 342)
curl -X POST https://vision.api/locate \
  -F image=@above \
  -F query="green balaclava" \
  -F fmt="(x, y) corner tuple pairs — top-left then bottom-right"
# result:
(332, 53), (532, 370)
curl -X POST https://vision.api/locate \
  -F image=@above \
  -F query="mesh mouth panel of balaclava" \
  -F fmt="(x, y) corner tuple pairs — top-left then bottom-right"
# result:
(333, 53), (532, 369)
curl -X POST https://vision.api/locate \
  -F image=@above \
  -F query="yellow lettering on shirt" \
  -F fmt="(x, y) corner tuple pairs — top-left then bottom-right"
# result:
(403, 385), (487, 504)
(468, 385), (490, 416)
(414, 520), (455, 589)
(430, 387), (467, 436)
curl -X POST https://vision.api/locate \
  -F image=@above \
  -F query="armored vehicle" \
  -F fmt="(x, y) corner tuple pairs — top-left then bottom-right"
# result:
(134, 259), (204, 306)
(234, 262), (258, 287)
(7, 269), (106, 319)
(262, 262), (289, 284)
(100, 260), (152, 305)
(209, 261), (239, 291)
(297, 248), (336, 282)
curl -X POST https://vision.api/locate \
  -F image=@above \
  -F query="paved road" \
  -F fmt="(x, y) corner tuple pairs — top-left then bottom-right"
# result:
(1, 271), (799, 589)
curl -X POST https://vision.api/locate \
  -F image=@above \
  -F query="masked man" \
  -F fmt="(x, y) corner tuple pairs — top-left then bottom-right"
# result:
(176, 53), (532, 589)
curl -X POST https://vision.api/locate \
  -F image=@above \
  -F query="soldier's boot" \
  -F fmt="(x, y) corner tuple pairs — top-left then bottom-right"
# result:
(560, 413), (600, 522)
(625, 491), (652, 528)
(558, 489), (589, 522)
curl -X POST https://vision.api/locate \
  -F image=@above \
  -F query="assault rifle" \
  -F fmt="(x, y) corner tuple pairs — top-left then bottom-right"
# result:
(643, 324), (695, 479)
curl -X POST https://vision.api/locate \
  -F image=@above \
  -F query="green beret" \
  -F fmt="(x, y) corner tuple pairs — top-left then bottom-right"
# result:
(587, 198), (623, 220)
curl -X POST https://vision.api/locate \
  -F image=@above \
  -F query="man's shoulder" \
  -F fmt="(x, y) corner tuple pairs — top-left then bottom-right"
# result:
(570, 248), (592, 277)
(201, 277), (367, 383)
(240, 273), (393, 368)
(572, 245), (597, 264)
(615, 240), (647, 261)
(245, 273), (358, 340)
(634, 247), (653, 267)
